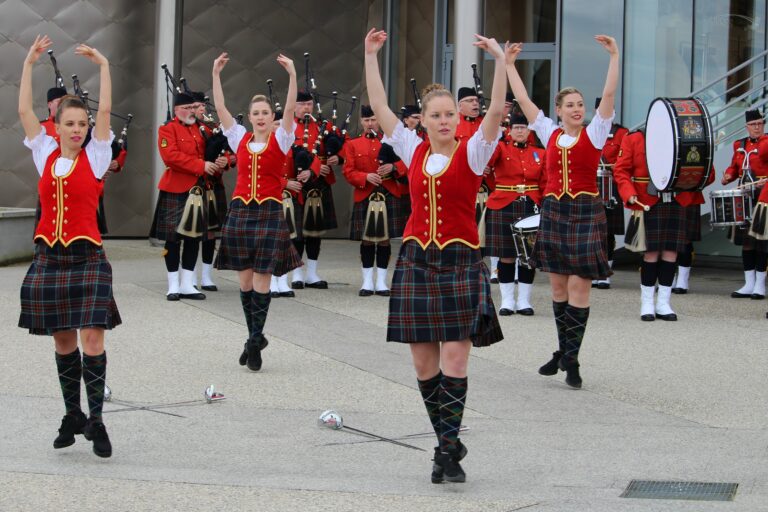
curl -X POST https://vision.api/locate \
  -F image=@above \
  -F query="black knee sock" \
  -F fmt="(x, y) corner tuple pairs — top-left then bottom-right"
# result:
(439, 375), (467, 452)
(658, 260), (677, 287)
(517, 264), (535, 284)
(360, 243), (375, 268)
(497, 261), (515, 283)
(181, 238), (200, 271)
(305, 237), (321, 260)
(641, 260), (659, 287)
(82, 352), (107, 420)
(164, 241), (181, 272)
(564, 305), (589, 363)
(250, 291), (271, 339)
(553, 301), (568, 353)
(606, 234), (616, 260)
(56, 348), (82, 415)
(743, 249), (756, 271)
(376, 244), (391, 269)
(293, 239), (305, 258)
(757, 251), (768, 273)
(677, 243), (693, 267)
(240, 290), (254, 337)
(201, 239), (215, 265)
(417, 372), (442, 442)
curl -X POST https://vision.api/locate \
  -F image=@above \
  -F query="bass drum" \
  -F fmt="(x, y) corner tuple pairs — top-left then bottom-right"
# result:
(645, 97), (714, 192)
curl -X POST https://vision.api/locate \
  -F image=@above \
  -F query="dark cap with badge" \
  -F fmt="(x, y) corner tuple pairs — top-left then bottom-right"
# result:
(457, 87), (477, 101)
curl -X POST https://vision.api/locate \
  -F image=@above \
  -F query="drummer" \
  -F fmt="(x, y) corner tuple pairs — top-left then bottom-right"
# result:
(721, 109), (768, 300)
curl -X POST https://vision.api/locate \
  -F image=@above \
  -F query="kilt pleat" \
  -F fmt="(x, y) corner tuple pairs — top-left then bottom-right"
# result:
(149, 191), (188, 242)
(349, 191), (408, 240)
(19, 241), (121, 335)
(485, 198), (538, 258)
(214, 199), (301, 275)
(684, 204), (702, 242)
(644, 201), (687, 252)
(604, 203), (625, 235)
(533, 195), (610, 279)
(387, 241), (503, 347)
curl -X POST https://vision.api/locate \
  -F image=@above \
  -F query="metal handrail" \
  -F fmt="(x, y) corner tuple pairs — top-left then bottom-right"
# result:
(689, 48), (768, 98)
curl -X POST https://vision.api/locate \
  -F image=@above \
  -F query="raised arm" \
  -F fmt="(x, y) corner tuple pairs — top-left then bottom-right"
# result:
(211, 53), (235, 131)
(363, 28), (399, 137)
(504, 43), (539, 124)
(18, 35), (50, 139)
(595, 35), (619, 120)
(475, 35), (506, 142)
(75, 45), (111, 141)
(277, 54), (297, 134)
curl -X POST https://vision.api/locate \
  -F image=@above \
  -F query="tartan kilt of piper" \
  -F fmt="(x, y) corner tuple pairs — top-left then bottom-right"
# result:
(283, 194), (304, 241)
(302, 179), (337, 231)
(604, 203), (625, 235)
(148, 191), (189, 242)
(202, 181), (229, 241)
(644, 201), (687, 253)
(684, 204), (702, 242)
(386, 241), (503, 347)
(485, 197), (538, 258)
(533, 195), (610, 280)
(19, 241), (122, 335)
(214, 199), (302, 275)
(349, 190), (408, 240)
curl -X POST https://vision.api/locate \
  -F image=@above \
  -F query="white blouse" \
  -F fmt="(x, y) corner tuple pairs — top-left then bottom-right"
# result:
(529, 109), (615, 150)
(223, 121), (296, 155)
(24, 127), (115, 179)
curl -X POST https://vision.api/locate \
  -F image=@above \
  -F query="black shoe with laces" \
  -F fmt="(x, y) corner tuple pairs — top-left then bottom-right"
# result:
(433, 448), (466, 483)
(238, 340), (248, 366)
(431, 441), (468, 483)
(53, 411), (87, 449)
(538, 350), (563, 376)
(83, 418), (112, 458)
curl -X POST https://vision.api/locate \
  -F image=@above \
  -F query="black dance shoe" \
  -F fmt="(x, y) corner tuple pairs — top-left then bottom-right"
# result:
(246, 335), (269, 371)
(166, 293), (180, 301)
(359, 289), (374, 297)
(305, 280), (328, 289)
(671, 287), (687, 295)
(53, 411), (87, 449)
(516, 308), (534, 316)
(83, 418), (112, 458)
(201, 285), (218, 292)
(238, 341), (248, 366)
(538, 351), (563, 376)
(431, 441), (468, 483)
(499, 308), (514, 316)
(279, 291), (295, 298)
(432, 448), (466, 483)
(558, 358), (582, 389)
(291, 281), (305, 289)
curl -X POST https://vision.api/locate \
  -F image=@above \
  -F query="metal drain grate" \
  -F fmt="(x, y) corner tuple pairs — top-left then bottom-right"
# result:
(620, 480), (738, 501)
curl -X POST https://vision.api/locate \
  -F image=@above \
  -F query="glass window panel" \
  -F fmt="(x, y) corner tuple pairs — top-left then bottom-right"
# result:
(484, 0), (557, 43)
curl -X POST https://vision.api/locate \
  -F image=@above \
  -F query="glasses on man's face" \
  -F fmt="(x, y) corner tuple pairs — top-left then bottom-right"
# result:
(747, 121), (764, 128)
(510, 125), (527, 130)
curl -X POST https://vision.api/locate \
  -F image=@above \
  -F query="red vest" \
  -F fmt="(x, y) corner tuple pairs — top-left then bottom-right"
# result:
(232, 132), (286, 205)
(455, 116), (482, 141)
(487, 140), (547, 208)
(403, 140), (482, 249)
(35, 147), (102, 247)
(544, 128), (601, 199)
(341, 135), (405, 202)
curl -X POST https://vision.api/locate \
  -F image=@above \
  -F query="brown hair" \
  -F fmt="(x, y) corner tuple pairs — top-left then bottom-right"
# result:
(421, 83), (455, 113)
(249, 94), (272, 112)
(54, 95), (88, 123)
(554, 87), (583, 108)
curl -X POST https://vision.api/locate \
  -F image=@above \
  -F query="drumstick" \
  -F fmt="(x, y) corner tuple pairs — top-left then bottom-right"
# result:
(738, 178), (768, 189)
(632, 199), (651, 211)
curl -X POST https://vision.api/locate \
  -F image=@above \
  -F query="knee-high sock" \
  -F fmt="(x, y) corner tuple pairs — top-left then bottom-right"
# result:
(641, 260), (659, 287)
(553, 300), (568, 353)
(376, 244), (391, 269)
(240, 290), (254, 337)
(305, 237), (321, 260)
(82, 352), (107, 420)
(757, 250), (768, 273)
(439, 375), (467, 452)
(293, 239), (305, 258)
(517, 264), (535, 285)
(658, 259), (677, 287)
(181, 237), (200, 271)
(677, 242), (693, 267)
(250, 291), (271, 339)
(498, 261), (515, 283)
(743, 249), (756, 271)
(163, 241), (181, 272)
(417, 372), (442, 442)
(360, 243), (375, 268)
(201, 238), (216, 265)
(56, 348), (82, 415)
(606, 233), (616, 261)
(564, 305), (590, 363)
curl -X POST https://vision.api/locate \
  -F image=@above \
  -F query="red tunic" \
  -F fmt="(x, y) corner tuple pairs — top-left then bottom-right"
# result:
(601, 125), (628, 165)
(455, 116), (482, 141)
(35, 147), (102, 247)
(231, 132), (287, 205)
(41, 116), (59, 142)
(723, 136), (768, 183)
(486, 140), (547, 208)
(341, 134), (406, 202)
(403, 140), (483, 249)
(293, 116), (336, 185)
(544, 128), (601, 199)
(157, 117), (207, 193)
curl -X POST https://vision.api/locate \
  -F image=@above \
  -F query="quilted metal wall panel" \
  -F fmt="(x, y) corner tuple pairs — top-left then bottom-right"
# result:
(0, 0), (157, 237)
(180, 0), (384, 237)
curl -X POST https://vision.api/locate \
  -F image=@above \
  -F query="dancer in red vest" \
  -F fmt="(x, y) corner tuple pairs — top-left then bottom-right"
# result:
(506, 36), (619, 389)
(365, 28), (507, 483)
(211, 52), (302, 371)
(18, 35), (118, 458)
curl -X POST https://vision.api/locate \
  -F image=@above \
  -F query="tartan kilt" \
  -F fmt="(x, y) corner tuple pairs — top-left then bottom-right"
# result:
(19, 241), (121, 335)
(349, 191), (408, 240)
(149, 191), (188, 242)
(203, 182), (229, 240)
(644, 201), (687, 253)
(394, 193), (412, 227)
(387, 241), (503, 347)
(604, 203), (625, 235)
(485, 198), (538, 258)
(729, 225), (768, 251)
(684, 204), (702, 242)
(302, 181), (337, 231)
(214, 199), (302, 275)
(533, 195), (610, 279)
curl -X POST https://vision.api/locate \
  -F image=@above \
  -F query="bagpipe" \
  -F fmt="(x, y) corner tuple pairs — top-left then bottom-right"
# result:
(471, 63), (488, 116)
(407, 78), (426, 138)
(362, 138), (402, 243)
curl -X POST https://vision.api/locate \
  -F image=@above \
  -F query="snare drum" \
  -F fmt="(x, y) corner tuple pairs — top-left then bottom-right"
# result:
(709, 189), (753, 227)
(597, 164), (615, 207)
(645, 97), (714, 192)
(511, 214), (540, 269)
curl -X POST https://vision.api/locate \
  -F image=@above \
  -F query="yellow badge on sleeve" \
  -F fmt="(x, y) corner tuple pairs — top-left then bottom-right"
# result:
(161, 138), (168, 148)
(618, 149), (622, 157)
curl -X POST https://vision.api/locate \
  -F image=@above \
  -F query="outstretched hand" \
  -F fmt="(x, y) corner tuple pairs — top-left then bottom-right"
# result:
(75, 44), (108, 66)
(276, 53), (295, 75)
(25, 35), (52, 65)
(364, 28), (387, 55)
(505, 42), (523, 65)
(594, 35), (618, 55)
(213, 52), (229, 75)
(473, 34), (504, 59)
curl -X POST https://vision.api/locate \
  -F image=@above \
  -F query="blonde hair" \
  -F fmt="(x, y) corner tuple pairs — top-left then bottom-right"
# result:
(249, 94), (272, 112)
(554, 87), (583, 108)
(421, 83), (455, 113)
(54, 95), (88, 123)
